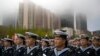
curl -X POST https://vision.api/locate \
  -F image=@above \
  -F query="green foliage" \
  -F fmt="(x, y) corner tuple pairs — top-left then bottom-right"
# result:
(0, 26), (52, 38)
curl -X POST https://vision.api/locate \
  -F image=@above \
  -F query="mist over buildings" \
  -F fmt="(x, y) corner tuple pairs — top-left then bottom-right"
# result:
(0, 0), (100, 31)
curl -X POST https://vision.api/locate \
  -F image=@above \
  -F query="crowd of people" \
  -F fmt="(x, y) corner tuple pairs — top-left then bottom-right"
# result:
(0, 30), (100, 56)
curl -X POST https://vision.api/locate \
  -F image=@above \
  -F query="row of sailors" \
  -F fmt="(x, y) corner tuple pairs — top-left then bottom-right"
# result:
(0, 30), (100, 56)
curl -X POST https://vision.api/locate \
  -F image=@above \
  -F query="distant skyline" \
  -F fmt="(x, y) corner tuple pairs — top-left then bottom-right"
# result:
(0, 0), (100, 31)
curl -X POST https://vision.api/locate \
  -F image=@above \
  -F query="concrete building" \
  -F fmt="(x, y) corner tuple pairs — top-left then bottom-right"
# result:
(75, 13), (87, 35)
(60, 11), (87, 36)
(76, 13), (87, 31)
(18, 0), (61, 29)
(61, 11), (74, 28)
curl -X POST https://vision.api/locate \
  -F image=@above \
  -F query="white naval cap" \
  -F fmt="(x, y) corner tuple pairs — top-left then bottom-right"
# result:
(3, 38), (12, 41)
(92, 36), (100, 41)
(25, 32), (38, 39)
(54, 30), (67, 36)
(53, 30), (67, 39)
(42, 39), (49, 42)
(3, 38), (13, 44)
(15, 33), (25, 40)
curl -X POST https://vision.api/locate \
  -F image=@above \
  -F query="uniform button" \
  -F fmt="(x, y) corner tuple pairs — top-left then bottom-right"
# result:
(43, 54), (46, 56)
(78, 51), (80, 53)
(87, 52), (90, 54)
(30, 53), (33, 56)
(19, 50), (21, 52)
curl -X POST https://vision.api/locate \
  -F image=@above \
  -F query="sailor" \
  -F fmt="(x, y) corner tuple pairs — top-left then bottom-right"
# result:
(48, 30), (74, 56)
(74, 36), (96, 56)
(2, 38), (14, 56)
(41, 39), (51, 56)
(13, 33), (26, 56)
(92, 36), (100, 56)
(23, 32), (42, 56)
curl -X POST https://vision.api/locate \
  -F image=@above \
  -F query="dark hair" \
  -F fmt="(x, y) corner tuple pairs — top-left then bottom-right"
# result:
(22, 40), (25, 45)
(65, 40), (68, 47)
(54, 35), (67, 40)
(44, 41), (50, 47)
(18, 36), (25, 45)
(56, 35), (68, 47)
(19, 36), (25, 40)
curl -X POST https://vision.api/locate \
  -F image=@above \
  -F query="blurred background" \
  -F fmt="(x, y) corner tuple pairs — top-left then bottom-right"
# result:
(0, 0), (100, 38)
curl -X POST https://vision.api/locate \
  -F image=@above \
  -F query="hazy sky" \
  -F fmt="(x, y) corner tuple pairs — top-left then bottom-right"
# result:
(0, 0), (100, 31)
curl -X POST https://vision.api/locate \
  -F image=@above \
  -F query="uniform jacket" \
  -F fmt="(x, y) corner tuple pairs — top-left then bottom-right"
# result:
(13, 45), (26, 56)
(23, 46), (42, 56)
(47, 48), (74, 56)
(74, 47), (96, 56)
(92, 46), (100, 56)
(2, 47), (14, 56)
(41, 47), (51, 56)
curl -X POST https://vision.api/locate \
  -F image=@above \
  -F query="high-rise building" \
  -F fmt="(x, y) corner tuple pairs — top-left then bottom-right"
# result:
(60, 11), (87, 35)
(76, 13), (87, 31)
(61, 12), (74, 28)
(18, 0), (61, 29)
(75, 13), (87, 34)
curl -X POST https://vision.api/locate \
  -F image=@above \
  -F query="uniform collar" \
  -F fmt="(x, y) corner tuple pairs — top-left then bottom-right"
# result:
(54, 48), (69, 56)
(93, 45), (100, 51)
(27, 46), (37, 54)
(80, 46), (91, 52)
(16, 45), (24, 50)
(42, 47), (49, 51)
(5, 47), (12, 50)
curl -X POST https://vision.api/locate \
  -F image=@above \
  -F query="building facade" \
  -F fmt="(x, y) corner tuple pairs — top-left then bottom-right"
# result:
(18, 0), (61, 29)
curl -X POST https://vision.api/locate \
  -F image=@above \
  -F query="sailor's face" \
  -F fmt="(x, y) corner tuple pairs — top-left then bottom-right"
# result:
(42, 41), (47, 47)
(4, 41), (10, 47)
(14, 37), (23, 45)
(92, 40), (99, 46)
(50, 41), (54, 46)
(80, 39), (88, 46)
(25, 37), (35, 46)
(54, 36), (65, 47)
(75, 40), (80, 47)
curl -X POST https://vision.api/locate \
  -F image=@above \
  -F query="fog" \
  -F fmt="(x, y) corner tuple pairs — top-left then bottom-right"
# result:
(0, 0), (100, 31)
